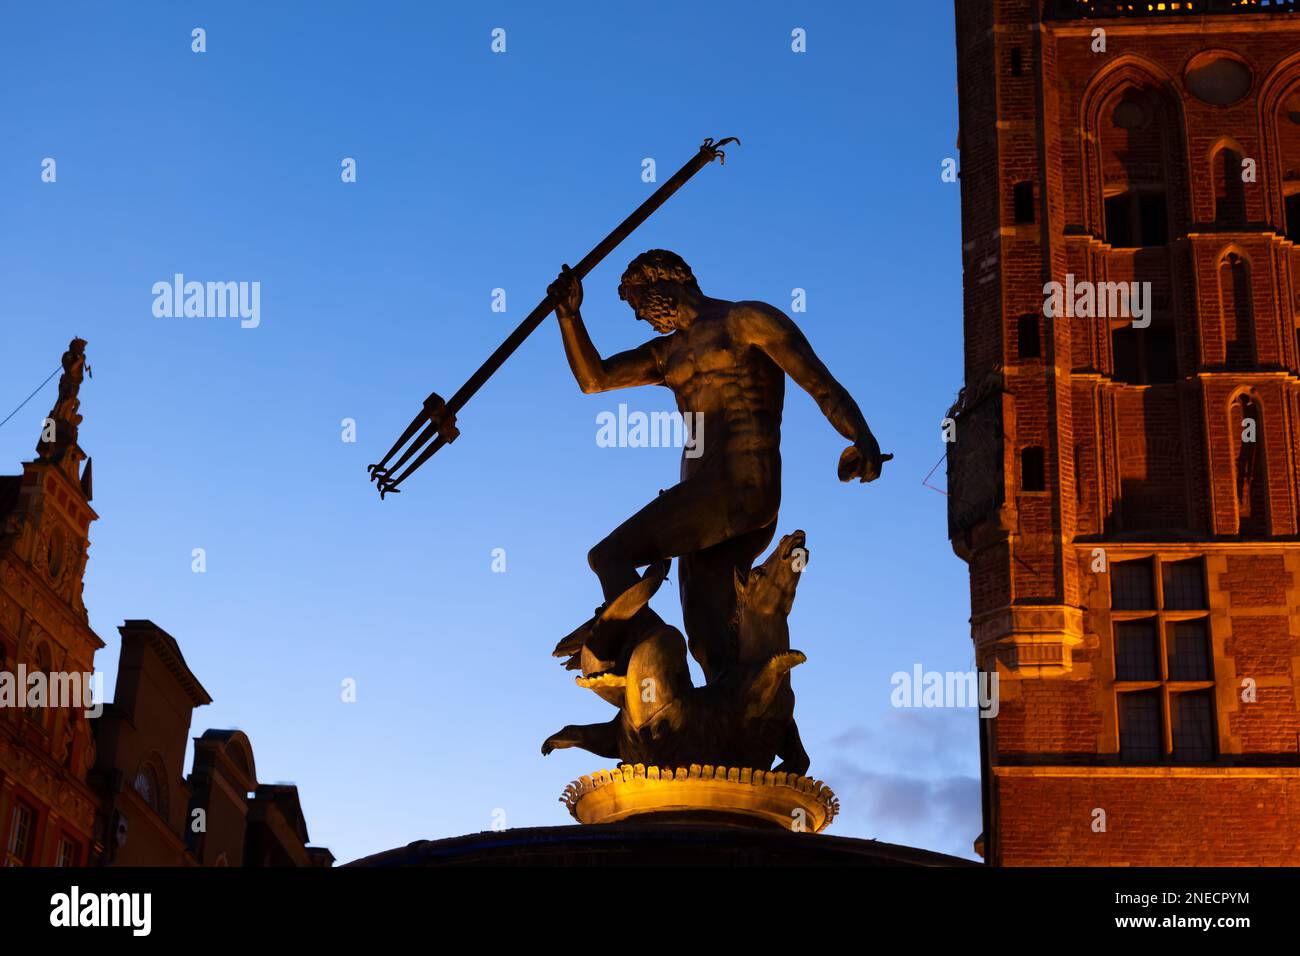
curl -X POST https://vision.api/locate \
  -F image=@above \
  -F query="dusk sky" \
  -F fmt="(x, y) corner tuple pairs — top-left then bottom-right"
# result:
(0, 2), (976, 861)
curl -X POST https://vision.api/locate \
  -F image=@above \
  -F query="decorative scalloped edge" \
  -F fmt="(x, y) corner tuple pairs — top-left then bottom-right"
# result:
(560, 763), (839, 828)
(575, 672), (627, 690)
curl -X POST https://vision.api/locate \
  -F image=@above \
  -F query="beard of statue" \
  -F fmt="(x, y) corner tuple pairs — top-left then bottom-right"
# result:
(637, 287), (681, 333)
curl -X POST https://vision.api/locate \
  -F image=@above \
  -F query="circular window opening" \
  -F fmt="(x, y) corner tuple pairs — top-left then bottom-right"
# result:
(1185, 52), (1253, 107)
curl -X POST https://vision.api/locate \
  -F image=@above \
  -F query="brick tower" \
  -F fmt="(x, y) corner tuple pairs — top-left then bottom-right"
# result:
(0, 345), (102, 866)
(949, 0), (1300, 865)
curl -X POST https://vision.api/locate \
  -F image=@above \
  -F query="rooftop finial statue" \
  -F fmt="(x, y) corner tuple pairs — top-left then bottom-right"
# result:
(542, 251), (889, 774)
(37, 337), (90, 462)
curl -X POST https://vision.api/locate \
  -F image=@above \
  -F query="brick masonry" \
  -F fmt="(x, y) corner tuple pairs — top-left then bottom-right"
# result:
(950, 1), (1300, 865)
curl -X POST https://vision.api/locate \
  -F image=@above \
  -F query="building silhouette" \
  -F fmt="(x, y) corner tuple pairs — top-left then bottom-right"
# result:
(950, 0), (1300, 864)
(0, 365), (331, 866)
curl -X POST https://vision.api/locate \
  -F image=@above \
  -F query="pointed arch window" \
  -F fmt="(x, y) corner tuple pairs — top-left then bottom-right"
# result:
(1232, 393), (1267, 536)
(1286, 190), (1300, 243)
(1212, 144), (1246, 226)
(1277, 90), (1300, 239)
(1099, 86), (1172, 247)
(1219, 252), (1255, 368)
(132, 755), (170, 823)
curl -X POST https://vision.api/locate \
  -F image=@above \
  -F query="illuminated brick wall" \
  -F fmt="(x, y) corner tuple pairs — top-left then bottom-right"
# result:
(950, 0), (1300, 865)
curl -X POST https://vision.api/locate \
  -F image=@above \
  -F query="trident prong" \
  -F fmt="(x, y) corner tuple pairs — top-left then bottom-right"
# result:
(701, 136), (740, 165)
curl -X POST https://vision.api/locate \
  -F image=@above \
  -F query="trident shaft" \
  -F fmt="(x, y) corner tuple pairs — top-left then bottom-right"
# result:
(368, 136), (739, 499)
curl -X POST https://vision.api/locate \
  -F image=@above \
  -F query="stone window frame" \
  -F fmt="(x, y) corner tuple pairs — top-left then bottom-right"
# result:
(132, 755), (170, 825)
(1110, 554), (1217, 761)
(1078, 58), (1187, 248)
(1208, 138), (1248, 227)
(54, 834), (79, 867)
(4, 800), (36, 867)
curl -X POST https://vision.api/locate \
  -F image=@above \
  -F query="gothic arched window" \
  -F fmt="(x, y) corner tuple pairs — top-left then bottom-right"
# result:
(1277, 89), (1300, 240)
(1212, 144), (1246, 226)
(1232, 393), (1267, 536)
(133, 759), (169, 823)
(1099, 86), (1172, 248)
(1219, 252), (1255, 368)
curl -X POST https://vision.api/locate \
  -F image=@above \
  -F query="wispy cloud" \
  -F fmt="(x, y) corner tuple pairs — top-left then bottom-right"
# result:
(815, 709), (983, 860)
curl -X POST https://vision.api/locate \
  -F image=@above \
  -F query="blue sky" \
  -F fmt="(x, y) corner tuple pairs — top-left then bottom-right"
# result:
(0, 1), (978, 861)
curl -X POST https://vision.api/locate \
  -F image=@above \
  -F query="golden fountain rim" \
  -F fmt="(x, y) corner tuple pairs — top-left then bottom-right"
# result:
(561, 763), (839, 833)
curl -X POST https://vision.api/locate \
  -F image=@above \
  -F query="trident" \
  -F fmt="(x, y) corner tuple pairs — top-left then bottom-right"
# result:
(368, 136), (739, 499)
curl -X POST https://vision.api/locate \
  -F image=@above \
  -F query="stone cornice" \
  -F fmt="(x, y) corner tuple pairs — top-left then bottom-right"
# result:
(995, 765), (1300, 778)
